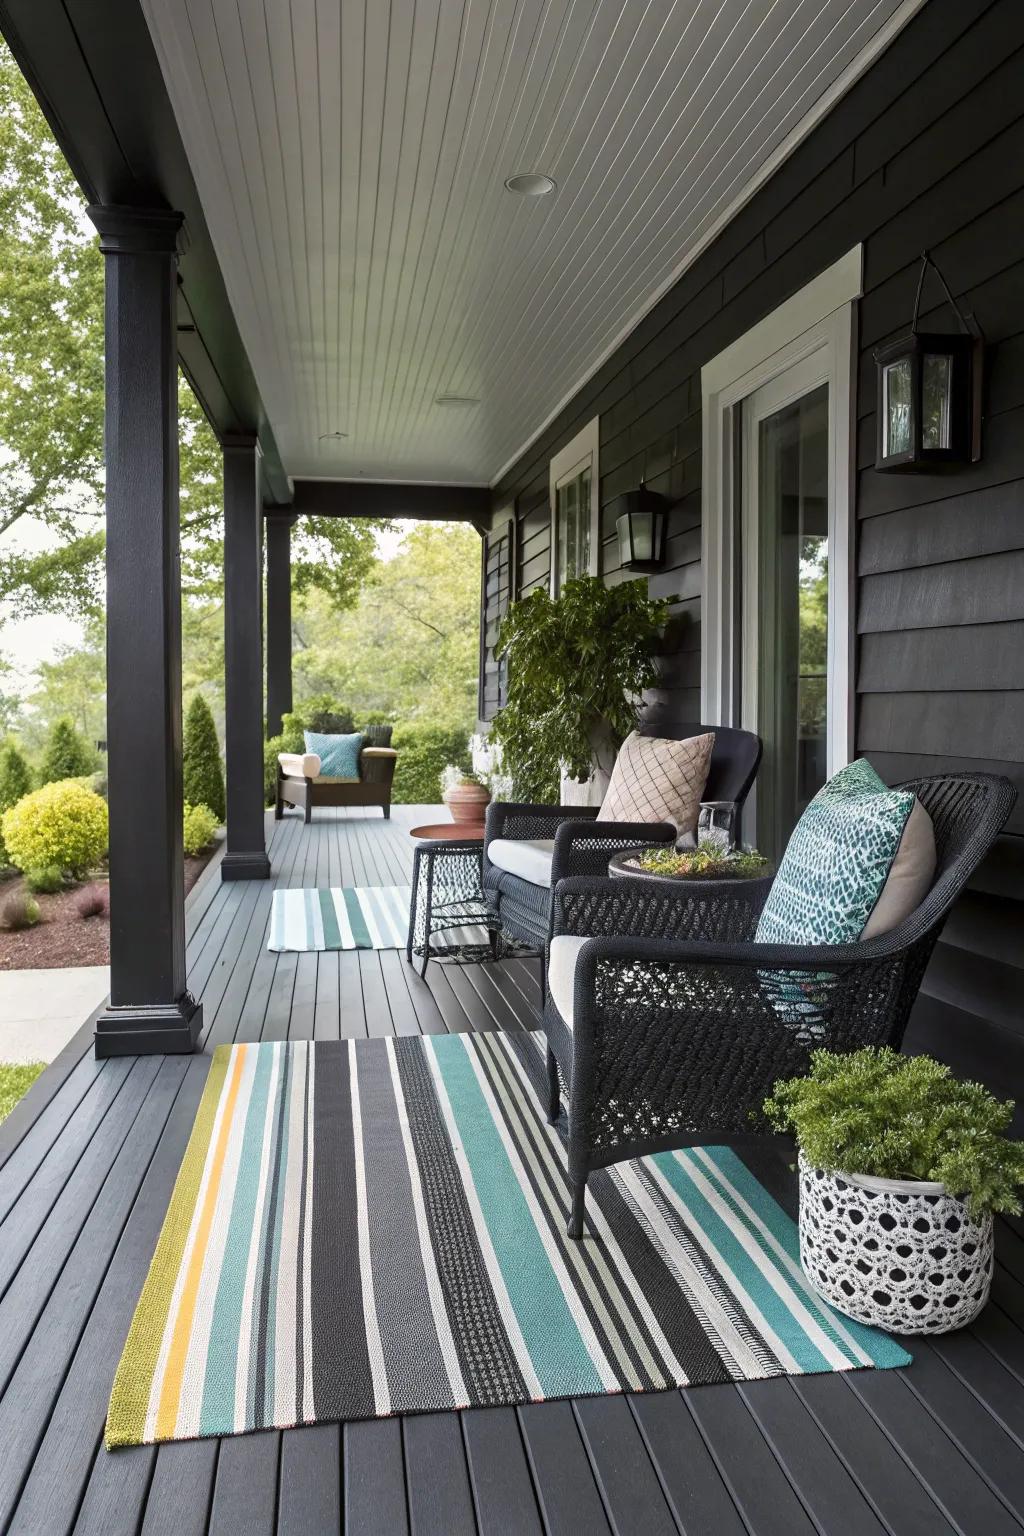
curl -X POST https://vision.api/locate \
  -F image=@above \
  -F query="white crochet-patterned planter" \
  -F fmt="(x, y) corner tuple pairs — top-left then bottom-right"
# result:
(798, 1154), (994, 1334)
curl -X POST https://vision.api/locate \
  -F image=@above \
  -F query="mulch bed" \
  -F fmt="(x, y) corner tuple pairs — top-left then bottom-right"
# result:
(0, 848), (217, 971)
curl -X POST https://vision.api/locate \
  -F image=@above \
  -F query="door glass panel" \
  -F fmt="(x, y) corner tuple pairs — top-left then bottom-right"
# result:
(556, 464), (591, 587)
(755, 383), (829, 860)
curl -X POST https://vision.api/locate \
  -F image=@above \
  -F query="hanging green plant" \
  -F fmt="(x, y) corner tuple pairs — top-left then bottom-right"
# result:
(490, 575), (668, 802)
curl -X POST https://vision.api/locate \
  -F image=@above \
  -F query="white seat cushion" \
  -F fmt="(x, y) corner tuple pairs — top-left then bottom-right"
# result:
(548, 935), (590, 1028)
(279, 751), (321, 779)
(487, 838), (555, 888)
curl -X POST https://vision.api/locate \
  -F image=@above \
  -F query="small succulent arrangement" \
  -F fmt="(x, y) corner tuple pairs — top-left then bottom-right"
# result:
(629, 844), (769, 879)
(765, 1047), (1024, 1219)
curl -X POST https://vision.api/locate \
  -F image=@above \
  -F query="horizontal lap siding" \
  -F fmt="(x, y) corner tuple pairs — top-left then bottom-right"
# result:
(487, 0), (1024, 1093)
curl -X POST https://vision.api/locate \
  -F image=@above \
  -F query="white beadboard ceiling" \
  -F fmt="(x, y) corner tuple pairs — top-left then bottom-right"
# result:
(142, 0), (914, 487)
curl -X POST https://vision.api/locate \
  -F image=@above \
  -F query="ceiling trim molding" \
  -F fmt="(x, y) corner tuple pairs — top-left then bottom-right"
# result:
(488, 0), (925, 489)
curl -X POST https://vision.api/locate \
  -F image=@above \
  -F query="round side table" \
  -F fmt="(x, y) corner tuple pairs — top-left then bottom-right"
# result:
(407, 823), (497, 976)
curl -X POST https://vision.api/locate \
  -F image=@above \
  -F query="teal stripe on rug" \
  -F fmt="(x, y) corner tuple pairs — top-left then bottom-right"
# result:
(198, 1044), (276, 1435)
(430, 1034), (605, 1399)
(343, 888), (373, 948)
(653, 1150), (836, 1374)
(698, 1147), (911, 1369)
(318, 889), (342, 950)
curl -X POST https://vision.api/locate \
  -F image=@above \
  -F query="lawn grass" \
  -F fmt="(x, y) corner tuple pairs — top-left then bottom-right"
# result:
(0, 1062), (46, 1123)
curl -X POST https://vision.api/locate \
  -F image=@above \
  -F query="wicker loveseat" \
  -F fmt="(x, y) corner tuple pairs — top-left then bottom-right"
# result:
(275, 738), (398, 822)
(541, 773), (1016, 1238)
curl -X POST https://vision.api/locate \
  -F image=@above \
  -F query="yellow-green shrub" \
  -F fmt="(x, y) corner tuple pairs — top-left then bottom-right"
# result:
(183, 802), (219, 856)
(1, 780), (108, 880)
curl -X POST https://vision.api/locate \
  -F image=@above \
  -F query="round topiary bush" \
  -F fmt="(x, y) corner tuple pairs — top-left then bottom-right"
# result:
(183, 694), (225, 823)
(183, 802), (219, 856)
(1, 779), (109, 881)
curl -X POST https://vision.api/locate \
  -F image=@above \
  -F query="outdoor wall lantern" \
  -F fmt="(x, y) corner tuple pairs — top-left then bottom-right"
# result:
(613, 484), (667, 572)
(874, 250), (983, 472)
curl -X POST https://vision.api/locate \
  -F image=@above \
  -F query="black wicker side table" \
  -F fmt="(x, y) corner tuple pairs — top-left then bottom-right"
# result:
(406, 824), (499, 976)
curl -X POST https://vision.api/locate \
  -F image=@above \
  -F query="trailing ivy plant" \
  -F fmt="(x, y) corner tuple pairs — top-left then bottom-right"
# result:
(490, 575), (668, 802)
(764, 1047), (1024, 1219)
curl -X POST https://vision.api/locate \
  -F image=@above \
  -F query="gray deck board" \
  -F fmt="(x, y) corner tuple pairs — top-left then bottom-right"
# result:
(0, 805), (1021, 1535)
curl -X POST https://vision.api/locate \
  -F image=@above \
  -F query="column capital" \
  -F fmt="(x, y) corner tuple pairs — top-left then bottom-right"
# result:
(264, 505), (299, 527)
(222, 429), (261, 454)
(86, 204), (184, 257)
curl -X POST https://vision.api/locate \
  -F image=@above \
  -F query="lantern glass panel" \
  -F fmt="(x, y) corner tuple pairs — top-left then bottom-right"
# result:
(882, 357), (912, 457)
(921, 352), (953, 450)
(631, 510), (655, 563)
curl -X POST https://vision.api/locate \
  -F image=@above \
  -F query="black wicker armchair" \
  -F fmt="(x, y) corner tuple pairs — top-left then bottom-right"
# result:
(482, 722), (762, 962)
(541, 773), (1016, 1239)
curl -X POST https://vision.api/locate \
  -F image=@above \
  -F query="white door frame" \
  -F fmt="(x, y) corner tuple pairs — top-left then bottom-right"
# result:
(549, 416), (599, 596)
(700, 246), (862, 775)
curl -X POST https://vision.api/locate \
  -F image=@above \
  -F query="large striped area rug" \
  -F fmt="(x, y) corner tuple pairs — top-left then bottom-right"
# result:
(106, 1034), (909, 1447)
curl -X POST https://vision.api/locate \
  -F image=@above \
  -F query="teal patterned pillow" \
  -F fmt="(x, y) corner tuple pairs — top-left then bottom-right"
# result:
(757, 759), (914, 947)
(303, 730), (363, 779)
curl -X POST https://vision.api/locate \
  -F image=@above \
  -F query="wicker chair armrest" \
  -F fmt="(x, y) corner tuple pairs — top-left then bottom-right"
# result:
(551, 874), (774, 944)
(360, 748), (398, 787)
(484, 800), (600, 852)
(550, 820), (675, 884)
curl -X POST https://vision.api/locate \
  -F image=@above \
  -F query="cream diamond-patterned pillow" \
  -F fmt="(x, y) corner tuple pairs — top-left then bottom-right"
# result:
(598, 730), (714, 836)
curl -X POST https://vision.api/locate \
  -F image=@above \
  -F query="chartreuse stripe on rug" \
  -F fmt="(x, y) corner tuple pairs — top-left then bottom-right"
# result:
(106, 1035), (909, 1448)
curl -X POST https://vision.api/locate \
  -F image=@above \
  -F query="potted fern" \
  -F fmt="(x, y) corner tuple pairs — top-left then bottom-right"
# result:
(490, 574), (668, 804)
(765, 1048), (1024, 1334)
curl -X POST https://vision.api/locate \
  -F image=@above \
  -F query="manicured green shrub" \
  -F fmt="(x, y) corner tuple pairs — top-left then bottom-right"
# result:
(0, 742), (33, 869)
(302, 695), (355, 736)
(1, 891), (39, 931)
(25, 864), (63, 894)
(764, 1046), (1024, 1220)
(182, 694), (225, 823)
(1, 779), (109, 881)
(183, 802), (219, 856)
(391, 723), (471, 805)
(39, 716), (95, 784)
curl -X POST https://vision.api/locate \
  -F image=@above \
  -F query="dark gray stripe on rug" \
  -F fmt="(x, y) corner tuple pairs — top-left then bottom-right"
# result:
(393, 1036), (530, 1406)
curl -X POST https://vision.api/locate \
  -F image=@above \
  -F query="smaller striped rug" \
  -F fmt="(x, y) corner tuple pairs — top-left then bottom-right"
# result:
(107, 1035), (909, 1447)
(269, 886), (411, 950)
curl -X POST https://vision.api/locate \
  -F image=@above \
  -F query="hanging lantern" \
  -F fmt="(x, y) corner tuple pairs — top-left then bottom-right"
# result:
(613, 485), (667, 572)
(874, 250), (983, 472)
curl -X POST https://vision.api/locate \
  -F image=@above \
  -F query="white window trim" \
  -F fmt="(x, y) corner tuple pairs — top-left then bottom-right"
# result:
(700, 246), (862, 775)
(549, 416), (599, 596)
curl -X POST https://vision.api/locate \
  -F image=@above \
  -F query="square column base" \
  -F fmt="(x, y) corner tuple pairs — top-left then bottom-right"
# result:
(95, 995), (203, 1057)
(221, 850), (272, 882)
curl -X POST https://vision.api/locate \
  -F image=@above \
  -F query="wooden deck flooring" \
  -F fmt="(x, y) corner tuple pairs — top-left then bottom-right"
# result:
(1, 806), (1023, 1535)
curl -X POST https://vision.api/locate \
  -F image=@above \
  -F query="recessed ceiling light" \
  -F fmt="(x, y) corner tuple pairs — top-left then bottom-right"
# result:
(318, 430), (348, 440)
(435, 394), (482, 408)
(504, 172), (556, 197)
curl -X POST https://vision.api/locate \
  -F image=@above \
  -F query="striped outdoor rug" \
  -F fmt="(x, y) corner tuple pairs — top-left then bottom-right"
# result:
(269, 885), (412, 950)
(106, 1034), (909, 1447)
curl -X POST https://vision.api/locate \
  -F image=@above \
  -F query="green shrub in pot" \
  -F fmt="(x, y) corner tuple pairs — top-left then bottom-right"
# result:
(765, 1048), (1024, 1333)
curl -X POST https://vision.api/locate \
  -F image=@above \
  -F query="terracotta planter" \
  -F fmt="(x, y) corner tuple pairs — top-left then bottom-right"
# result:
(444, 782), (492, 824)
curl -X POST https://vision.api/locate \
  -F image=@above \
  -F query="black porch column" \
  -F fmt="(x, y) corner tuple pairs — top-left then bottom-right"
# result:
(222, 434), (272, 881)
(265, 510), (296, 737)
(89, 204), (201, 1057)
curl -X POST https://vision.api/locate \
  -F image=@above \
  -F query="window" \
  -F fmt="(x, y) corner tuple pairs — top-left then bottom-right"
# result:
(549, 417), (599, 595)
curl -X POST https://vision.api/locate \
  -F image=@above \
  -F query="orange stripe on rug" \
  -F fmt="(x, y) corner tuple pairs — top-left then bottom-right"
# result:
(155, 1044), (248, 1438)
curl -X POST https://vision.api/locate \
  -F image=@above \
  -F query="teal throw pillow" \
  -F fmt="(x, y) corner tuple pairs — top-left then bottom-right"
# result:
(304, 730), (363, 779)
(755, 759), (915, 1034)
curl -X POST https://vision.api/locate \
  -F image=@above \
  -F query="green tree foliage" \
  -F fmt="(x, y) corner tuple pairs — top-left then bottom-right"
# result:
(292, 523), (481, 727)
(0, 740), (32, 866)
(40, 715), (94, 783)
(16, 621), (105, 757)
(182, 693), (225, 823)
